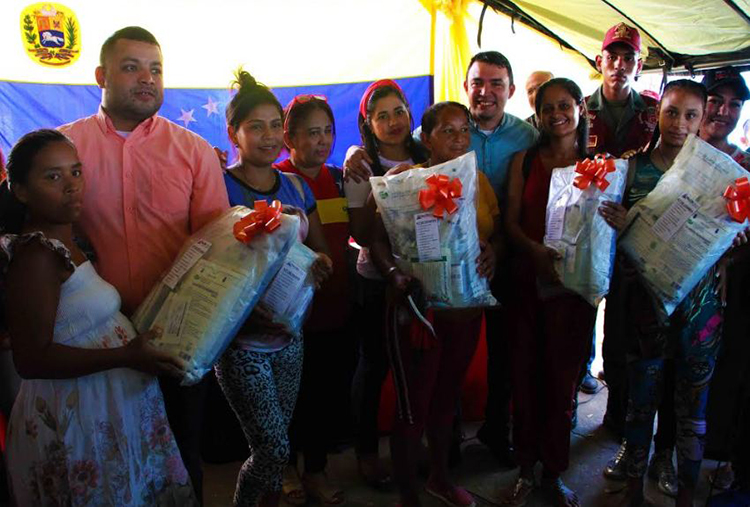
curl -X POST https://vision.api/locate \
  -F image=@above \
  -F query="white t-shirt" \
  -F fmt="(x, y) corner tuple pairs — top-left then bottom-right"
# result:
(344, 152), (413, 279)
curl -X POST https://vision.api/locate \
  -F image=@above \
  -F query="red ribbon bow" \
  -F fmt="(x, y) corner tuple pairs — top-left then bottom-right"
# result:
(723, 176), (750, 223)
(418, 174), (463, 219)
(233, 200), (283, 243)
(573, 154), (616, 191)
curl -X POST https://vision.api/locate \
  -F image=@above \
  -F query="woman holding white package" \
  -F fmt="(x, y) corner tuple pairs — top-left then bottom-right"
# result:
(598, 80), (720, 507)
(217, 69), (332, 507)
(501, 78), (595, 507)
(0, 129), (196, 506)
(346, 79), (427, 488)
(370, 101), (500, 507)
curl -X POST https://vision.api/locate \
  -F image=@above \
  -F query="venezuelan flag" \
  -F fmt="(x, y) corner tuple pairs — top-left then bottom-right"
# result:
(0, 0), (435, 165)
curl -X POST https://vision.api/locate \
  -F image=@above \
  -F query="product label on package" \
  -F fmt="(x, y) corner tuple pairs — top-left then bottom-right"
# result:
(412, 258), (451, 302)
(415, 213), (442, 261)
(163, 240), (213, 290)
(158, 259), (244, 358)
(651, 194), (700, 242)
(451, 263), (465, 295)
(261, 259), (308, 315)
(546, 203), (567, 241)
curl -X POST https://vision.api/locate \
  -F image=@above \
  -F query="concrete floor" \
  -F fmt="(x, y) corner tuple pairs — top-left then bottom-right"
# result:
(203, 382), (726, 506)
(203, 308), (734, 506)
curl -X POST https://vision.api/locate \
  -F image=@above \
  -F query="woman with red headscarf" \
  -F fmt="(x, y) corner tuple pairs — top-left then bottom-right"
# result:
(346, 80), (427, 489)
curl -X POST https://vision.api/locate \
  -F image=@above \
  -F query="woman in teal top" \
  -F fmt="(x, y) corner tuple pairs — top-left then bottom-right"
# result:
(599, 80), (719, 507)
(622, 154), (665, 209)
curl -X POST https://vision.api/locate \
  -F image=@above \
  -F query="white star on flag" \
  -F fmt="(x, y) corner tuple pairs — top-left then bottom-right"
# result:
(177, 109), (196, 127)
(202, 97), (220, 117)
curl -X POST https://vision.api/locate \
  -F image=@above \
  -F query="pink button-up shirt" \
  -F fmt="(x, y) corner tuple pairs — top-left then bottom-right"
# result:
(60, 108), (229, 314)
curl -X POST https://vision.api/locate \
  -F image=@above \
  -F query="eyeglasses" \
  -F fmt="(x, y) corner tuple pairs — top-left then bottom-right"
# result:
(284, 94), (329, 132)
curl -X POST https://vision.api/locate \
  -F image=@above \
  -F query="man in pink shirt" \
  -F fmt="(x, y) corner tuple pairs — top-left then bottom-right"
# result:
(59, 26), (229, 504)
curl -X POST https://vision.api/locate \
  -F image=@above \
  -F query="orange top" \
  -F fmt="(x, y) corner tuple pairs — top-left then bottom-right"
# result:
(475, 171), (500, 242)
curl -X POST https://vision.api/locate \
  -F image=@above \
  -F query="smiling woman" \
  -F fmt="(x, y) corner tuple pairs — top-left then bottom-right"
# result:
(596, 80), (719, 507)
(343, 80), (427, 493)
(217, 68), (334, 507)
(500, 78), (594, 507)
(368, 101), (501, 507)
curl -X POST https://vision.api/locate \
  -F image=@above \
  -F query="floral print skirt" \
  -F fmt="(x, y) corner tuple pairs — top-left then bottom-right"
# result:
(6, 368), (197, 506)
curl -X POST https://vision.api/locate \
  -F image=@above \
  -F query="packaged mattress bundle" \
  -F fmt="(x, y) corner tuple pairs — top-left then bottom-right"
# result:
(370, 151), (497, 308)
(132, 204), (300, 385)
(258, 241), (317, 336)
(619, 134), (749, 317)
(544, 155), (628, 306)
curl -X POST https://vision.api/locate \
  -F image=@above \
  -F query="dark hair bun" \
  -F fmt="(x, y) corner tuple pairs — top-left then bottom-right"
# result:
(225, 67), (282, 129)
(233, 68), (259, 92)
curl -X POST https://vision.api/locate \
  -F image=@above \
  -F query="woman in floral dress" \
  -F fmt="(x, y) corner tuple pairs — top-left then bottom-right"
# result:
(0, 129), (196, 506)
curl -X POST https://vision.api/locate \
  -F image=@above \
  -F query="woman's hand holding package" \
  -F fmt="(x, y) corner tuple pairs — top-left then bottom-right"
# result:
(476, 240), (496, 281)
(598, 201), (628, 232)
(125, 328), (186, 378)
(386, 267), (418, 303)
(733, 227), (749, 247)
(246, 305), (290, 335)
(532, 243), (562, 285)
(311, 253), (333, 288)
(384, 163), (412, 177)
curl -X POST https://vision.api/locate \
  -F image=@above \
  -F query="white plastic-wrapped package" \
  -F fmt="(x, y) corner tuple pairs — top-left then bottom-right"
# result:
(258, 241), (317, 336)
(131, 206), (300, 385)
(370, 151), (497, 308)
(544, 157), (628, 306)
(619, 135), (748, 317)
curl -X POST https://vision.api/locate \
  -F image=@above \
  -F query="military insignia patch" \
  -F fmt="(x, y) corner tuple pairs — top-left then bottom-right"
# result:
(20, 3), (80, 67)
(614, 23), (630, 39)
(587, 112), (597, 129)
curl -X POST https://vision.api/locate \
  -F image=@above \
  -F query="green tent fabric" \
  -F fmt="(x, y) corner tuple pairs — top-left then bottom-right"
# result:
(478, 0), (750, 71)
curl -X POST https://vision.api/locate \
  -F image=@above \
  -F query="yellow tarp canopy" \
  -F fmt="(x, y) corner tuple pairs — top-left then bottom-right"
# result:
(478, 0), (750, 70)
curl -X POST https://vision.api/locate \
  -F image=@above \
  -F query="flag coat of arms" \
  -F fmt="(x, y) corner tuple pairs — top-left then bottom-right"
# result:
(20, 3), (80, 67)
